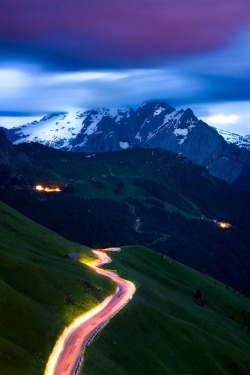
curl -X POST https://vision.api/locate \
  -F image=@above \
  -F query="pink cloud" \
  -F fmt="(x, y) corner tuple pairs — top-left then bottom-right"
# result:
(1, 0), (250, 63)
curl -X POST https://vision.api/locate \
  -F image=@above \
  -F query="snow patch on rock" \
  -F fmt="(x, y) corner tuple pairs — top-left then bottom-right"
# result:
(154, 106), (165, 116)
(217, 129), (250, 150)
(119, 141), (129, 149)
(174, 128), (188, 136)
(135, 132), (142, 141)
(13, 111), (85, 148)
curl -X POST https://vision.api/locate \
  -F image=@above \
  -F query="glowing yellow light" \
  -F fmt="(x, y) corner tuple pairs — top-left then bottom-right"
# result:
(44, 187), (61, 192)
(35, 185), (44, 191)
(217, 222), (231, 229)
(35, 185), (61, 192)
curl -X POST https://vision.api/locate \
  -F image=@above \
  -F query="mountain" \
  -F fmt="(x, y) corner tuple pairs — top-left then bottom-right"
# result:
(2, 102), (250, 184)
(217, 129), (250, 151)
(213, 129), (250, 189)
(1, 135), (250, 291)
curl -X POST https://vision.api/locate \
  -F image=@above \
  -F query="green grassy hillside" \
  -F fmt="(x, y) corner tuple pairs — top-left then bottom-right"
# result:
(1, 200), (250, 375)
(3, 145), (250, 290)
(83, 246), (250, 375)
(0, 201), (115, 375)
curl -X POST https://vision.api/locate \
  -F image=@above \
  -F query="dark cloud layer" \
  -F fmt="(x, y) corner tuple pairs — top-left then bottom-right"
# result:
(1, 0), (250, 67)
(1, 0), (250, 134)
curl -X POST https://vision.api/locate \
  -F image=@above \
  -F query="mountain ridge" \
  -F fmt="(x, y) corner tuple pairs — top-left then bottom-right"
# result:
(1, 101), (250, 185)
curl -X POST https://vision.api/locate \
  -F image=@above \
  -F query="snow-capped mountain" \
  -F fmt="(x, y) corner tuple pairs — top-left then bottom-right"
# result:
(217, 129), (250, 151)
(2, 102), (250, 183)
(3, 108), (132, 150)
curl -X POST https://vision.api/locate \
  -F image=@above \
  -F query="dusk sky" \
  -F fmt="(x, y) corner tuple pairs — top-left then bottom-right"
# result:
(1, 0), (250, 134)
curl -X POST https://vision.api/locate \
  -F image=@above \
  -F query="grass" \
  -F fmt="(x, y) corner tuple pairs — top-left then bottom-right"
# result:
(83, 246), (250, 375)
(0, 201), (116, 375)
(1, 199), (250, 375)
(17, 145), (204, 218)
(3, 145), (250, 290)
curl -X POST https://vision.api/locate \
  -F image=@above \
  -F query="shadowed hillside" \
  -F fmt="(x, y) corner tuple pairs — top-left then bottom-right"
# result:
(1, 142), (250, 291)
(0, 201), (115, 375)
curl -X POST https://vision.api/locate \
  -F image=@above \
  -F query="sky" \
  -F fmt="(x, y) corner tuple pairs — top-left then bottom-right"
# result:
(1, 0), (250, 134)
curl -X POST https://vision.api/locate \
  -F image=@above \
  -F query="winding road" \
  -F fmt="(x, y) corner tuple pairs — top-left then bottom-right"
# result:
(44, 248), (135, 375)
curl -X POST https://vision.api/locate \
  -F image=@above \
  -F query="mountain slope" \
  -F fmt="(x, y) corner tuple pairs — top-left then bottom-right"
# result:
(1, 203), (250, 375)
(2, 102), (250, 183)
(0, 201), (115, 375)
(1, 137), (250, 291)
(84, 246), (250, 375)
(218, 129), (250, 151)
(0, 129), (31, 188)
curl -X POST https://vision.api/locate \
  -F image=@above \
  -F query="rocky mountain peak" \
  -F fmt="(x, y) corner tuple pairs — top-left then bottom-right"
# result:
(1, 101), (250, 184)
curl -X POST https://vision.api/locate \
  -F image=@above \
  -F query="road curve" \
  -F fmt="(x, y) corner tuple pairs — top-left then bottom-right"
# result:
(44, 247), (135, 375)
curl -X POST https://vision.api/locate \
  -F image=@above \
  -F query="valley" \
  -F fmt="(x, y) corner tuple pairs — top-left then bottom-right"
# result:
(1, 140), (250, 291)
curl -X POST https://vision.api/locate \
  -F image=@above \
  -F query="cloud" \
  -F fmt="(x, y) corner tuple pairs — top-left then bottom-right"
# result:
(203, 114), (241, 126)
(0, 64), (202, 113)
(1, 27), (250, 129)
(1, 2), (250, 135)
(1, 28), (250, 113)
(0, 68), (31, 95)
(43, 71), (131, 85)
(193, 101), (250, 135)
(0, 115), (43, 129)
(1, 0), (250, 67)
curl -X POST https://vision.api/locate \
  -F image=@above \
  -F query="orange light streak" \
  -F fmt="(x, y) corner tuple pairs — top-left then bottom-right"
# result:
(35, 185), (61, 192)
(44, 247), (135, 375)
(217, 222), (231, 229)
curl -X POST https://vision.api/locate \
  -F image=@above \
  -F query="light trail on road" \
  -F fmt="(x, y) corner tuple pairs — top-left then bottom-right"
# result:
(44, 247), (135, 375)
